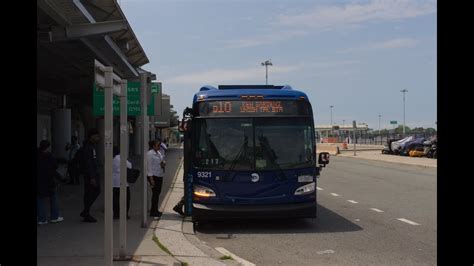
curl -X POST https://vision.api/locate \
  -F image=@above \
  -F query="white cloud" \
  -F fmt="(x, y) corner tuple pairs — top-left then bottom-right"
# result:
(372, 38), (418, 49)
(276, 0), (436, 29)
(338, 37), (419, 53)
(165, 60), (359, 85)
(165, 65), (301, 85)
(220, 1), (434, 49)
(222, 30), (308, 49)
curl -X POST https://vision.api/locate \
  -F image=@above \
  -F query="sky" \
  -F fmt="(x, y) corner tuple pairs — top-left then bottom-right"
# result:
(120, 0), (437, 130)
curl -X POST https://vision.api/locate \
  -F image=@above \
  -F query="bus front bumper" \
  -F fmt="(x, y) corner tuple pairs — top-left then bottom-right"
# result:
(192, 202), (316, 221)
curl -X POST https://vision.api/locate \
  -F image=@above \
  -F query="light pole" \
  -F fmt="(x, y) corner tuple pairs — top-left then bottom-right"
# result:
(330, 105), (333, 126)
(378, 114), (382, 145)
(378, 114), (381, 132)
(401, 89), (408, 136)
(261, 59), (272, 85)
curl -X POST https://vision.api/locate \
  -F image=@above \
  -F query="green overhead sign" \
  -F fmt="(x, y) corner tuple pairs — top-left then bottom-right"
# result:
(93, 82), (161, 116)
(390, 121), (398, 125)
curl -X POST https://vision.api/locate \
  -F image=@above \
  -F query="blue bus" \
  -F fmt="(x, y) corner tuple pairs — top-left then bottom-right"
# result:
(180, 85), (329, 223)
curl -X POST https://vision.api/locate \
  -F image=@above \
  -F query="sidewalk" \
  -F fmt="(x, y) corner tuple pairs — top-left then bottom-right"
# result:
(37, 147), (239, 266)
(37, 148), (176, 265)
(336, 149), (437, 168)
(317, 143), (383, 155)
(154, 160), (239, 266)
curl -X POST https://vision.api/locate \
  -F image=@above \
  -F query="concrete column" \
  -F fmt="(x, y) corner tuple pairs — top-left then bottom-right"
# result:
(114, 117), (120, 147)
(133, 120), (142, 155)
(52, 108), (71, 159)
(150, 116), (156, 140)
(97, 118), (105, 164)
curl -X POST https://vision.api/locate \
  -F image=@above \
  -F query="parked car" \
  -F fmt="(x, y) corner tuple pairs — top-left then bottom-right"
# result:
(382, 138), (403, 154)
(391, 136), (414, 155)
(400, 137), (426, 156)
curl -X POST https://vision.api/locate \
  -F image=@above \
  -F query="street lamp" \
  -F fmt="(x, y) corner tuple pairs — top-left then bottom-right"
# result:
(378, 114), (381, 132)
(401, 89), (408, 136)
(329, 105), (333, 126)
(261, 59), (272, 85)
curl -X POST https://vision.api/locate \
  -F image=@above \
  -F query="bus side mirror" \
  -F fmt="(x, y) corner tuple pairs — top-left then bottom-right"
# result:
(318, 152), (330, 167)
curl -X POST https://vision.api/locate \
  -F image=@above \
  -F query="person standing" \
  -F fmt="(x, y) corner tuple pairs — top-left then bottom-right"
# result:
(79, 129), (101, 223)
(147, 139), (166, 218)
(160, 139), (168, 157)
(66, 136), (81, 185)
(37, 140), (64, 225)
(112, 146), (132, 219)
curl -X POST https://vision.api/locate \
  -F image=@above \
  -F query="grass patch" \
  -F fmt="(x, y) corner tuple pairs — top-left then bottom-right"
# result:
(181, 262), (189, 266)
(220, 255), (233, 260)
(152, 235), (172, 256)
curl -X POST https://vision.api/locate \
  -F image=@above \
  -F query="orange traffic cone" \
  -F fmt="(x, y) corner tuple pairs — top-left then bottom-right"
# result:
(342, 141), (348, 149)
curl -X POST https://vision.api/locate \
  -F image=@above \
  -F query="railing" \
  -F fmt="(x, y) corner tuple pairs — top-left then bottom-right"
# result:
(316, 131), (436, 145)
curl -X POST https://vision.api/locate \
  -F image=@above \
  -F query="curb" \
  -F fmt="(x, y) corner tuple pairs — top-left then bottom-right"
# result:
(154, 159), (241, 265)
(336, 154), (437, 168)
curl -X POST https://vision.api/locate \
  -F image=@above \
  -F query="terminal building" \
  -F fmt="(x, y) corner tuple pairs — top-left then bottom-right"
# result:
(37, 0), (176, 162)
(315, 123), (370, 143)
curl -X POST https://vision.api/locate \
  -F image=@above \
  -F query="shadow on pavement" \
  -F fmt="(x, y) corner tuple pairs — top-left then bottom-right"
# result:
(37, 148), (182, 260)
(195, 203), (362, 235)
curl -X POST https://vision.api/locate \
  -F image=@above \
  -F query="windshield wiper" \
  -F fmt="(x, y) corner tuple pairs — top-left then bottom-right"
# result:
(222, 135), (249, 181)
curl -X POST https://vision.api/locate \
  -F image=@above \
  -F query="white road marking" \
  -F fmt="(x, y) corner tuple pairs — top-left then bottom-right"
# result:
(316, 187), (323, 191)
(216, 247), (256, 266)
(354, 219), (360, 221)
(347, 200), (358, 204)
(316, 249), (335, 255)
(370, 208), (384, 213)
(397, 218), (420, 225)
(330, 193), (339, 197)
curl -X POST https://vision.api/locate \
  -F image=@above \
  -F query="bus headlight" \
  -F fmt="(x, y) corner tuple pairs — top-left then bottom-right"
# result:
(294, 182), (315, 195)
(193, 185), (216, 197)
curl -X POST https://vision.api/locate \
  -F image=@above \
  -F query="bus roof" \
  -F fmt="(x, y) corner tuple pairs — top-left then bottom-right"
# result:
(193, 85), (309, 103)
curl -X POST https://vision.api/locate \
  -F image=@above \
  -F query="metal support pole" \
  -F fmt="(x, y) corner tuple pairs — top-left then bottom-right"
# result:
(353, 121), (357, 156)
(140, 73), (149, 228)
(265, 65), (268, 85)
(401, 89), (408, 136)
(119, 79), (128, 258)
(353, 129), (356, 156)
(330, 106), (333, 126)
(103, 66), (114, 266)
(378, 115), (381, 145)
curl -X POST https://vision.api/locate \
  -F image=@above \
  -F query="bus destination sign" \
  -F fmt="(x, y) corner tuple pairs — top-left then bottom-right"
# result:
(198, 100), (310, 117)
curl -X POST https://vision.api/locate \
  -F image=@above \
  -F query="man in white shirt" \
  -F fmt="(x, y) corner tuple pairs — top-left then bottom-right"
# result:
(112, 146), (132, 219)
(160, 139), (168, 157)
(147, 139), (166, 217)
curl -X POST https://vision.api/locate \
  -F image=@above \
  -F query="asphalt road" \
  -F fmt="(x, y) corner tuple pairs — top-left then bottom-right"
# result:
(195, 156), (437, 265)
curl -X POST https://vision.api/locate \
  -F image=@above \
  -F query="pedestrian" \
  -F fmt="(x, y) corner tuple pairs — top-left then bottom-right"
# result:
(147, 139), (166, 218)
(79, 128), (101, 223)
(160, 138), (167, 173)
(112, 146), (132, 220)
(37, 140), (64, 225)
(66, 136), (81, 185)
(160, 139), (168, 157)
(173, 197), (185, 216)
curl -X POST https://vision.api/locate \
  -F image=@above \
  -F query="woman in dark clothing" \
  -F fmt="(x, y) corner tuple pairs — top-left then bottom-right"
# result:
(37, 140), (64, 225)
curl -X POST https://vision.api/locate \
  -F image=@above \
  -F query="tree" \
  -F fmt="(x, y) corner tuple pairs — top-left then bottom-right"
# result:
(394, 125), (411, 134)
(425, 127), (437, 135)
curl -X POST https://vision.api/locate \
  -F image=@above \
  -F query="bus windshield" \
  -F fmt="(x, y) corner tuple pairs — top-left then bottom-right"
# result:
(194, 117), (315, 171)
